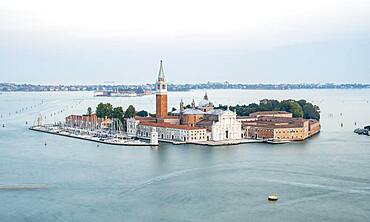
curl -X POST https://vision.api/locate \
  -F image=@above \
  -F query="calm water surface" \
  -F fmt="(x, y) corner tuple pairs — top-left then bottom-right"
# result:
(0, 89), (370, 222)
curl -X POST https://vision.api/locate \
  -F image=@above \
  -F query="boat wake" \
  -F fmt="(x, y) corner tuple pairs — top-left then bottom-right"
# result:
(0, 183), (48, 190)
(118, 168), (199, 197)
(257, 178), (370, 195)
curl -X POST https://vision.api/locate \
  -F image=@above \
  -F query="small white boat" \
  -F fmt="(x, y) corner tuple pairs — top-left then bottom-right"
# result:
(268, 194), (278, 201)
(266, 139), (290, 144)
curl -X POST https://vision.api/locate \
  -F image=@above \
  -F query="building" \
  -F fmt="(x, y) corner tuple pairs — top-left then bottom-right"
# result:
(65, 114), (113, 129)
(206, 109), (242, 141)
(126, 61), (243, 143)
(156, 60), (168, 119)
(197, 92), (214, 112)
(249, 111), (293, 118)
(137, 122), (207, 142)
(240, 114), (320, 141)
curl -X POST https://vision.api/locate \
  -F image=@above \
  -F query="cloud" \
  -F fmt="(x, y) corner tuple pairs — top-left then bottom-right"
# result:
(0, 0), (370, 84)
(1, 0), (370, 46)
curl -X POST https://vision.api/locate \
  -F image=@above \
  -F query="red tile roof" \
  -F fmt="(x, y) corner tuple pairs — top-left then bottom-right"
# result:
(250, 111), (291, 115)
(139, 122), (205, 130)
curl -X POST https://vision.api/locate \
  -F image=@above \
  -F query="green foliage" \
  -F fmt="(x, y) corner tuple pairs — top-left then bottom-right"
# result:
(137, 110), (149, 117)
(112, 106), (124, 122)
(124, 105), (136, 118)
(224, 99), (320, 120)
(96, 103), (113, 118)
(302, 103), (321, 120)
(279, 100), (304, 118)
(215, 104), (228, 110)
(94, 103), (151, 121)
(259, 99), (280, 111)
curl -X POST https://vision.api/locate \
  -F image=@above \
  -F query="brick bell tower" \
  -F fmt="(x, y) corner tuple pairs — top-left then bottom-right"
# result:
(156, 60), (168, 118)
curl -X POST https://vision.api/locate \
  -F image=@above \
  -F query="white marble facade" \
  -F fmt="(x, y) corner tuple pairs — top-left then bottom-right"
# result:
(209, 110), (242, 141)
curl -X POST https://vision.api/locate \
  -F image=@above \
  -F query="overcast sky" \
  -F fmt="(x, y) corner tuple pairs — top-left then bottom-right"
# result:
(1, 0), (370, 84)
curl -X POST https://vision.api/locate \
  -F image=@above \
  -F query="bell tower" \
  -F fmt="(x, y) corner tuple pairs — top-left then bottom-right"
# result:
(156, 60), (168, 118)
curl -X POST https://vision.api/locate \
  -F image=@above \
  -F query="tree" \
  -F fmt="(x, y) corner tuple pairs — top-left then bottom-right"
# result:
(112, 106), (124, 122)
(302, 103), (320, 120)
(259, 99), (280, 111)
(215, 104), (228, 110)
(96, 103), (113, 118)
(280, 100), (304, 118)
(124, 105), (136, 118)
(297, 99), (307, 108)
(137, 110), (149, 117)
(227, 99), (320, 120)
(87, 107), (92, 116)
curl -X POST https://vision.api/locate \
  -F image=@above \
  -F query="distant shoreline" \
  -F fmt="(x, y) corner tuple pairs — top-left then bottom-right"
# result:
(1, 82), (369, 92)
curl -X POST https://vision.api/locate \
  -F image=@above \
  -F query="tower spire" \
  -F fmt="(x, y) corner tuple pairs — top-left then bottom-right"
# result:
(156, 60), (168, 118)
(158, 60), (165, 81)
(180, 99), (184, 113)
(204, 91), (208, 100)
(191, 98), (196, 109)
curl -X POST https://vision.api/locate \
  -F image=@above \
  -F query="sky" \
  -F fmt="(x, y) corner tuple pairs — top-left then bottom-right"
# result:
(0, 0), (370, 84)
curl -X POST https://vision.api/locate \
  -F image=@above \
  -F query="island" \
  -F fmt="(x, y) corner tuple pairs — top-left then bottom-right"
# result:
(30, 61), (321, 146)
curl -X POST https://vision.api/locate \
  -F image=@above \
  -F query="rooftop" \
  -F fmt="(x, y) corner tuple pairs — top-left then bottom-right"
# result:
(183, 108), (205, 115)
(242, 121), (305, 129)
(250, 111), (291, 116)
(206, 109), (236, 116)
(139, 122), (205, 130)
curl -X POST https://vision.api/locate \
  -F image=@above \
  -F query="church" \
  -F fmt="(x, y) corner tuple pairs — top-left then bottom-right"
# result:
(126, 61), (242, 143)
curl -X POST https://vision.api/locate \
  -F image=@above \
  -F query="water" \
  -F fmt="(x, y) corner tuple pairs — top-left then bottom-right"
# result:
(0, 89), (370, 222)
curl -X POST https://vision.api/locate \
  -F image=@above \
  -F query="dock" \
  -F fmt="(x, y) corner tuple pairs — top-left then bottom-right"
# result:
(30, 126), (158, 147)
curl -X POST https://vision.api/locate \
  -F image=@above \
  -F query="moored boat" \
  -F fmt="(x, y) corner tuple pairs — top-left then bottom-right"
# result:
(268, 194), (278, 201)
(265, 139), (290, 144)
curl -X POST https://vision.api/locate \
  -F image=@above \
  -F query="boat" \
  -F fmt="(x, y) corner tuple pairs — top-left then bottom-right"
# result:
(265, 139), (290, 144)
(268, 194), (278, 201)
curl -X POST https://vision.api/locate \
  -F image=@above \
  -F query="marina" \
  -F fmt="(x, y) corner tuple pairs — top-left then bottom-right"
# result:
(29, 125), (158, 146)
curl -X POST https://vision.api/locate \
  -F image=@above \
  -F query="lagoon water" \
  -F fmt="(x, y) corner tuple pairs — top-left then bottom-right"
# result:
(1, 89), (370, 222)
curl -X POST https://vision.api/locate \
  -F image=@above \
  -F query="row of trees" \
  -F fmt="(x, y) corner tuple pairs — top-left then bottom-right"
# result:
(88, 103), (150, 122)
(217, 99), (320, 120)
(88, 99), (320, 122)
